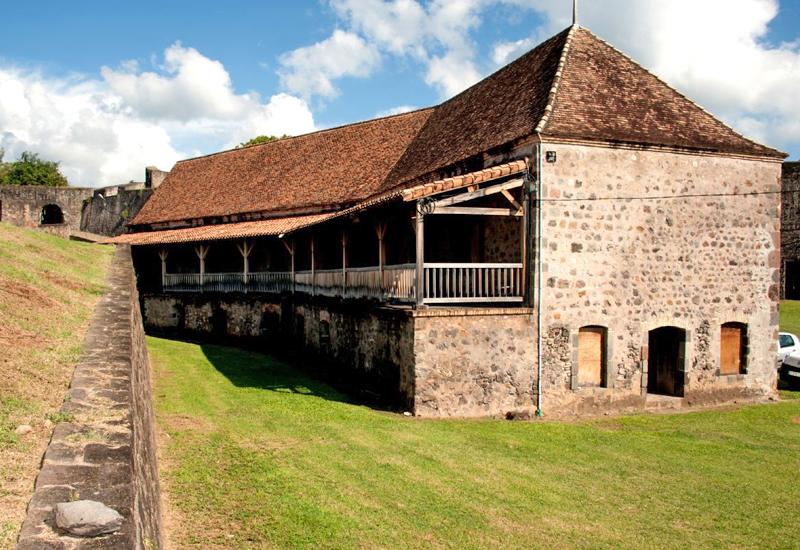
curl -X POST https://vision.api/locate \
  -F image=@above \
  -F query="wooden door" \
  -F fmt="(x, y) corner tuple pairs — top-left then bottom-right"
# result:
(578, 327), (604, 386)
(720, 324), (743, 375)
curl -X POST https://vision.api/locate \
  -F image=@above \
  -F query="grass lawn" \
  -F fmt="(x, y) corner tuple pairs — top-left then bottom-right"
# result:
(150, 335), (800, 549)
(0, 223), (112, 546)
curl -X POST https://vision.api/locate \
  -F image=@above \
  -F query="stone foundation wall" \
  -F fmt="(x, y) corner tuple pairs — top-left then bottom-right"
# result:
(143, 294), (417, 408)
(17, 246), (162, 549)
(0, 185), (91, 234)
(142, 293), (538, 417)
(412, 308), (535, 417)
(537, 143), (781, 415)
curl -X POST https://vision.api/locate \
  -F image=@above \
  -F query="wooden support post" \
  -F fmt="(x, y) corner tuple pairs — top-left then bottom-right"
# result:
(521, 184), (531, 305)
(341, 230), (348, 297)
(236, 240), (253, 291)
(158, 248), (168, 289)
(282, 238), (295, 293)
(375, 222), (387, 274)
(195, 244), (209, 290)
(415, 204), (425, 307)
(310, 236), (316, 296)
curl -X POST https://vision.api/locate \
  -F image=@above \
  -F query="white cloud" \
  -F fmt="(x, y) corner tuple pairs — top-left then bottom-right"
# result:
(330, 0), (427, 56)
(0, 45), (316, 187)
(278, 29), (381, 100)
(375, 104), (419, 117)
(283, 0), (487, 100)
(424, 50), (482, 98)
(0, 68), (181, 187)
(491, 37), (536, 66)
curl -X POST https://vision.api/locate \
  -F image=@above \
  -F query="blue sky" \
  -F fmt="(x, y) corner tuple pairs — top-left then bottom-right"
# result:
(0, 0), (798, 186)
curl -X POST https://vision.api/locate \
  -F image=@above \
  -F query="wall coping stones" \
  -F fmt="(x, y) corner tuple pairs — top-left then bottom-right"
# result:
(16, 246), (162, 550)
(412, 307), (534, 318)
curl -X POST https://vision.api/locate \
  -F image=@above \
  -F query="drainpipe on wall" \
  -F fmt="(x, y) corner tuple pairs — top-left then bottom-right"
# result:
(534, 138), (545, 417)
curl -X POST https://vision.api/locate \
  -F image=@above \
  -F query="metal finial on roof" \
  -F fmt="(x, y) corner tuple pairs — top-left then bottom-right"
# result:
(573, 0), (579, 26)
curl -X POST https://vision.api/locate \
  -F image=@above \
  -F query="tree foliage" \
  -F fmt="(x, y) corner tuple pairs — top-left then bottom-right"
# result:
(236, 135), (290, 149)
(0, 151), (69, 187)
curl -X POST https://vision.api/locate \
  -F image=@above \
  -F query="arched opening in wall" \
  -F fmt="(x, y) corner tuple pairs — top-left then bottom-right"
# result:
(40, 204), (64, 225)
(647, 326), (686, 397)
(720, 322), (747, 376)
(578, 326), (607, 387)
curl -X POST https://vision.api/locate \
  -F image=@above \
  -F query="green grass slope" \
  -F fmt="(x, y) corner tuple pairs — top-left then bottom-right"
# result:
(150, 336), (800, 550)
(0, 223), (112, 547)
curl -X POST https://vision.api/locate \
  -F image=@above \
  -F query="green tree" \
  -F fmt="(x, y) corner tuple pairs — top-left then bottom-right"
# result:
(236, 135), (289, 149)
(0, 151), (69, 187)
(0, 149), (7, 182)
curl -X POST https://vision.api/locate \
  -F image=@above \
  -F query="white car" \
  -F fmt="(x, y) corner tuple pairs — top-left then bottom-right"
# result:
(778, 332), (800, 364)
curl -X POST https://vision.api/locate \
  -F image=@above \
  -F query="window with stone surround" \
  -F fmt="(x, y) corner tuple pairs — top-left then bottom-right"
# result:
(720, 322), (747, 376)
(577, 326), (607, 387)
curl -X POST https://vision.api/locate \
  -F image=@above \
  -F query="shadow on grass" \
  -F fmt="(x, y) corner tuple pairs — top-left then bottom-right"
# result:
(198, 342), (402, 412)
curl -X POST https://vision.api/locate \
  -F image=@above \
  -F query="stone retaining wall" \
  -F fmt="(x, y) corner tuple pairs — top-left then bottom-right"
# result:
(17, 246), (162, 549)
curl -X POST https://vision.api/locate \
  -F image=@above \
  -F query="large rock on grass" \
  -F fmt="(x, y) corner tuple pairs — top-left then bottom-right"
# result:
(54, 500), (123, 537)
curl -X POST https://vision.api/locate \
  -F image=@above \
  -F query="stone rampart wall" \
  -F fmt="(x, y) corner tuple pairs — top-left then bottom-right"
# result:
(17, 246), (162, 549)
(81, 189), (153, 237)
(0, 186), (91, 234)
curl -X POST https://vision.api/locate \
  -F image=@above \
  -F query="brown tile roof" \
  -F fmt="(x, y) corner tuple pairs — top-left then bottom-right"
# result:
(400, 160), (528, 201)
(116, 160), (529, 246)
(112, 213), (336, 245)
(132, 108), (434, 226)
(131, 25), (784, 229)
(379, 29), (571, 192)
(540, 27), (785, 158)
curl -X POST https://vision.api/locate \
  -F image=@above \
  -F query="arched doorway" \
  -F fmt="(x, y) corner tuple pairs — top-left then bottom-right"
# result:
(40, 204), (64, 225)
(647, 327), (686, 397)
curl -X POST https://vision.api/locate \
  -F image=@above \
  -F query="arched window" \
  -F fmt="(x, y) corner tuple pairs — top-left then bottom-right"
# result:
(578, 326), (607, 387)
(40, 204), (64, 225)
(720, 322), (747, 375)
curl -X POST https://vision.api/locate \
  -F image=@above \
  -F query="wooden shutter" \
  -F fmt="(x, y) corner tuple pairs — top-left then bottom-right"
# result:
(578, 327), (605, 386)
(720, 324), (743, 375)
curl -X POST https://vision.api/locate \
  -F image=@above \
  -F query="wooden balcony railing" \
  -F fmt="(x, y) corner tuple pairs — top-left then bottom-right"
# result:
(162, 262), (523, 304)
(162, 264), (417, 302)
(423, 263), (524, 303)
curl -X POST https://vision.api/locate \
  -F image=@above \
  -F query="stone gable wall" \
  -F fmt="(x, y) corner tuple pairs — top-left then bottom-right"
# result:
(17, 246), (162, 549)
(537, 143), (781, 414)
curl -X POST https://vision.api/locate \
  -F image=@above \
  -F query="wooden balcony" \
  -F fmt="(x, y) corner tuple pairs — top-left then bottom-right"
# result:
(161, 262), (523, 305)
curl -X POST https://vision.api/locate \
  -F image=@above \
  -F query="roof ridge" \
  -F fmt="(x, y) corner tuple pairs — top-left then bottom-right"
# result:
(534, 24), (579, 135)
(174, 106), (437, 165)
(565, 26), (785, 158)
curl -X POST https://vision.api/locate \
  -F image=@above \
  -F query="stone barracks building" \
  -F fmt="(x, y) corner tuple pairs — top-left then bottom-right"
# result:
(118, 25), (786, 417)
